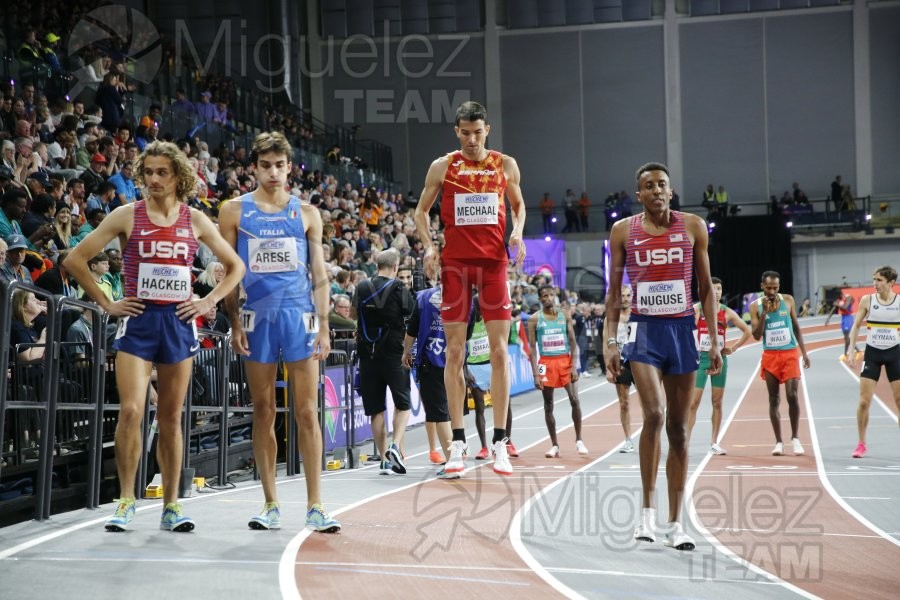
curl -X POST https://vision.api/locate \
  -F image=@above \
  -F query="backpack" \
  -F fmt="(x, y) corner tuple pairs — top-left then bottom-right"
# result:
(356, 277), (400, 357)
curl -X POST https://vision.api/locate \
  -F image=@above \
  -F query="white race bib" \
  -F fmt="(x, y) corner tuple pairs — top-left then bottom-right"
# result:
(698, 332), (725, 352)
(248, 237), (299, 273)
(303, 312), (319, 334)
(540, 333), (566, 354)
(470, 337), (490, 356)
(636, 280), (689, 316)
(240, 309), (256, 333)
(765, 327), (791, 348)
(867, 326), (899, 350)
(136, 263), (192, 301)
(454, 192), (499, 226)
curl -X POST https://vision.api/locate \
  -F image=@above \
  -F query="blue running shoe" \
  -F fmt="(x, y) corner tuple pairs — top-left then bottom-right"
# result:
(378, 460), (395, 475)
(305, 503), (341, 533)
(160, 503), (195, 532)
(386, 443), (406, 475)
(105, 498), (136, 532)
(248, 502), (281, 530)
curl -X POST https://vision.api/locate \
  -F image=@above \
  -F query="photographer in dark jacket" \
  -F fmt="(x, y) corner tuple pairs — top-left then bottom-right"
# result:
(351, 248), (414, 475)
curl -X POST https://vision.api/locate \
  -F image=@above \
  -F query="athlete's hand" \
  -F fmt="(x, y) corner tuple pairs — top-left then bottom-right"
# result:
(533, 373), (543, 390)
(605, 346), (622, 383)
(176, 296), (215, 321)
(508, 233), (526, 268)
(105, 297), (144, 318)
(311, 329), (331, 361)
(845, 350), (856, 368)
(570, 367), (579, 383)
(801, 353), (811, 369)
(763, 296), (779, 313)
(706, 346), (722, 375)
(230, 326), (250, 356)
(721, 344), (734, 356)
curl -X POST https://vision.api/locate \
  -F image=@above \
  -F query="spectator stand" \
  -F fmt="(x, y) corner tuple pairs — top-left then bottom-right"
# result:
(0, 282), (106, 522)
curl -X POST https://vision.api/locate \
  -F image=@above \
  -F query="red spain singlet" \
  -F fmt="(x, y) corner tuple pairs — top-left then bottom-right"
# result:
(697, 304), (727, 351)
(440, 150), (507, 262)
(624, 211), (694, 318)
(123, 201), (199, 304)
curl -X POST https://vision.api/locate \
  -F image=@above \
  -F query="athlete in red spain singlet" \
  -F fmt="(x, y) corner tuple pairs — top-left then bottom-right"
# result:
(414, 101), (526, 478)
(604, 162), (721, 551)
(68, 141), (244, 533)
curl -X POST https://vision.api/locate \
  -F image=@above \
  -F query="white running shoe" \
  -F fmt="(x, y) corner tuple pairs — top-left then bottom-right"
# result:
(634, 508), (656, 543)
(619, 439), (635, 453)
(581, 371), (592, 378)
(445, 440), (468, 474)
(710, 443), (727, 456)
(576, 440), (589, 456)
(663, 522), (696, 551)
(545, 445), (560, 458)
(772, 442), (784, 456)
(792, 438), (805, 456)
(491, 438), (513, 475)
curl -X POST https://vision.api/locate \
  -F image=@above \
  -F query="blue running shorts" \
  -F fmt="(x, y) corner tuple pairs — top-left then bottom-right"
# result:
(622, 314), (699, 376)
(114, 303), (199, 364)
(243, 305), (317, 364)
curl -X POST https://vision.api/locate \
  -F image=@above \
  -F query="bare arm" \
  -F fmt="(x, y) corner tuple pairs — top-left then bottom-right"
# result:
(179, 208), (245, 320)
(845, 295), (870, 366)
(217, 200), (243, 328)
(785, 294), (810, 368)
(566, 311), (580, 382)
(304, 204), (331, 361)
(415, 156), (449, 278)
(750, 298), (764, 340)
(503, 155), (526, 268)
(527, 314), (541, 387)
(724, 307), (752, 354)
(687, 214), (721, 374)
(603, 219), (628, 381)
(67, 205), (143, 317)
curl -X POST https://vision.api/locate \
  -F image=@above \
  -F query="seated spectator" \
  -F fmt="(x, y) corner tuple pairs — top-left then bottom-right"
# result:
(35, 248), (77, 298)
(74, 208), (105, 242)
(193, 260), (224, 299)
(10, 289), (46, 363)
(195, 301), (230, 349)
(329, 293), (356, 332)
(51, 202), (77, 249)
(107, 160), (137, 208)
(78, 251), (113, 302)
(103, 248), (124, 301)
(80, 152), (108, 196)
(20, 193), (55, 240)
(85, 181), (116, 215)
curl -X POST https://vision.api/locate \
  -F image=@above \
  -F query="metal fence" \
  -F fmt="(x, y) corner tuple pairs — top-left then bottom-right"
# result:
(1, 278), (362, 522)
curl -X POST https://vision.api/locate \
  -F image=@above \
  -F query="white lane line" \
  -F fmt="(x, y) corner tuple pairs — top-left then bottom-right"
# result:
(800, 351), (900, 548)
(309, 565), (532, 586)
(686, 364), (820, 599)
(508, 393), (643, 600)
(280, 381), (614, 600)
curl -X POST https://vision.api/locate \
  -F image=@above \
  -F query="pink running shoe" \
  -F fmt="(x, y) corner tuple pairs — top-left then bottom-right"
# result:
(852, 442), (867, 458)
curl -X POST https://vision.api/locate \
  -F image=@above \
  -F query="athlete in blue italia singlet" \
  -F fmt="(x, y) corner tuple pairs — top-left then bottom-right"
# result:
(220, 132), (340, 534)
(604, 162), (721, 552)
(67, 141), (245, 533)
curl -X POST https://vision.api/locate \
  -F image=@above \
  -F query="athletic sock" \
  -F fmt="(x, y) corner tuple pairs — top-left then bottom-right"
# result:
(492, 428), (506, 444)
(452, 428), (466, 443)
